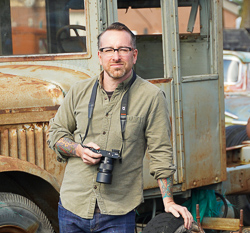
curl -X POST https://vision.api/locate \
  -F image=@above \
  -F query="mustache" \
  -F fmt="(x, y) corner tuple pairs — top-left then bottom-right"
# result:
(109, 62), (124, 66)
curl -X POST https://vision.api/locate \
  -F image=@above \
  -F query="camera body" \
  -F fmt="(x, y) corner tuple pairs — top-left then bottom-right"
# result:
(81, 144), (121, 184)
(96, 149), (120, 184)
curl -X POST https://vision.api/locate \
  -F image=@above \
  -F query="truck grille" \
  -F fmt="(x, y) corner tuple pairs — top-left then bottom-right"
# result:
(0, 123), (49, 169)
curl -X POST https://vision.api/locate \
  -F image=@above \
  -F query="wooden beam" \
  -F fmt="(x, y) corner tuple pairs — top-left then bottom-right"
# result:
(202, 217), (240, 231)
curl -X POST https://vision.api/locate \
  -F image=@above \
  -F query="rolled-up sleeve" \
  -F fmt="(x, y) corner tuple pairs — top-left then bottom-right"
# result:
(47, 86), (77, 162)
(146, 90), (176, 179)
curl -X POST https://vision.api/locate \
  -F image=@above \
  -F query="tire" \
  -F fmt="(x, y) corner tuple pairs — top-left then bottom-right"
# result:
(226, 125), (249, 147)
(142, 212), (199, 233)
(226, 194), (250, 226)
(0, 192), (54, 233)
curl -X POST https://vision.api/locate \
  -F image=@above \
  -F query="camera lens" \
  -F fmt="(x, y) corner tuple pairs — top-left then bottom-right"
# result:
(96, 157), (113, 184)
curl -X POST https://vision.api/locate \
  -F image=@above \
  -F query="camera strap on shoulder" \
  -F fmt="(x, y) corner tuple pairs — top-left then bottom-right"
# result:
(119, 71), (136, 156)
(81, 70), (137, 159)
(80, 80), (98, 143)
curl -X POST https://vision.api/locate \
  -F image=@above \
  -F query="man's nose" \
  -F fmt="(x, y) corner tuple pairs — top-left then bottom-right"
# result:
(112, 50), (120, 60)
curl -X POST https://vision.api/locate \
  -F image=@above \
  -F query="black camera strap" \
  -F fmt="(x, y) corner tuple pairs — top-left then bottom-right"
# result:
(119, 71), (136, 156)
(80, 80), (98, 143)
(81, 70), (137, 158)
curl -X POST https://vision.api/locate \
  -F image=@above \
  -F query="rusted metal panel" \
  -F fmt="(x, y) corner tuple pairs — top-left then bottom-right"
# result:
(0, 123), (65, 186)
(181, 76), (227, 189)
(0, 64), (91, 127)
(0, 156), (62, 192)
(0, 52), (92, 63)
(148, 78), (172, 85)
(20, 128), (27, 161)
(0, 74), (63, 109)
(0, 110), (58, 125)
(0, 65), (90, 92)
(222, 164), (250, 195)
(227, 146), (245, 167)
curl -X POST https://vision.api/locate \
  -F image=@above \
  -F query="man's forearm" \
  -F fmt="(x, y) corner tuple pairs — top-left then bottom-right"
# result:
(158, 176), (193, 228)
(158, 176), (173, 200)
(55, 137), (78, 157)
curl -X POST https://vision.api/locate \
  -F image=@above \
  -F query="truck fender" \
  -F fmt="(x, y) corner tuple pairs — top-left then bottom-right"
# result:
(0, 156), (60, 192)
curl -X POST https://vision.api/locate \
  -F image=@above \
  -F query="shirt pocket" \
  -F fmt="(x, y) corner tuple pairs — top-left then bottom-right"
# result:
(119, 115), (143, 142)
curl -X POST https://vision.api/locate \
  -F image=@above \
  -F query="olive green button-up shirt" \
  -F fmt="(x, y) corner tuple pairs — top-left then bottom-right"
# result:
(48, 72), (175, 219)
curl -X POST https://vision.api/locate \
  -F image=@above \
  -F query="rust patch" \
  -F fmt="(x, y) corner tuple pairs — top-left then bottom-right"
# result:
(0, 64), (91, 104)
(0, 106), (59, 115)
(0, 64), (90, 78)
(48, 88), (62, 98)
(0, 74), (64, 109)
(149, 78), (172, 84)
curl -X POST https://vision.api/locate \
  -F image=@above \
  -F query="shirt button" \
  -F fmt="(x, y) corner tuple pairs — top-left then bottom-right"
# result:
(94, 185), (97, 189)
(104, 97), (108, 100)
(103, 131), (106, 135)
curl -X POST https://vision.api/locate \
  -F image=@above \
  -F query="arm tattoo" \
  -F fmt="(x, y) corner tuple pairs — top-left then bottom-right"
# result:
(55, 138), (78, 157)
(159, 176), (173, 199)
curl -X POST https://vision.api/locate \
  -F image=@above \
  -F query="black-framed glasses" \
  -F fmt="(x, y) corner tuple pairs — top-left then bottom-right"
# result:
(99, 47), (133, 56)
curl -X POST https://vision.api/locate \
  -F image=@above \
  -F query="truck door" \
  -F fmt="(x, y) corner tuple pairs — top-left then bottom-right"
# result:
(167, 0), (226, 190)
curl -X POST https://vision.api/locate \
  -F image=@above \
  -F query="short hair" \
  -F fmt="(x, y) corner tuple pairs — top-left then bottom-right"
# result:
(97, 22), (136, 49)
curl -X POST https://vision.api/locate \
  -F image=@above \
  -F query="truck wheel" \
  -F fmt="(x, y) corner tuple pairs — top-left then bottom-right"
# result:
(226, 125), (249, 147)
(142, 212), (199, 233)
(0, 192), (54, 233)
(226, 194), (250, 226)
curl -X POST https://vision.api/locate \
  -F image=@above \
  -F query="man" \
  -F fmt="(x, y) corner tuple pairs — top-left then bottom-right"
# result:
(48, 22), (193, 232)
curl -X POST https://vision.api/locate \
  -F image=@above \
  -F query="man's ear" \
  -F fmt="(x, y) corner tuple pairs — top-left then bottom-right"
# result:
(133, 49), (138, 64)
(98, 50), (103, 66)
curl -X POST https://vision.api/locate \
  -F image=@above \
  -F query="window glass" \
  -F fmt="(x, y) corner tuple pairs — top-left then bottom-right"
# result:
(0, 0), (86, 56)
(223, 59), (239, 83)
(118, 6), (200, 35)
(117, 3), (200, 79)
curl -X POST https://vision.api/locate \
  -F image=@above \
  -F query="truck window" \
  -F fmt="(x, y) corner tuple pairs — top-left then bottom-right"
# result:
(118, 3), (165, 79)
(118, 6), (200, 35)
(0, 0), (87, 56)
(118, 1), (201, 79)
(223, 59), (240, 83)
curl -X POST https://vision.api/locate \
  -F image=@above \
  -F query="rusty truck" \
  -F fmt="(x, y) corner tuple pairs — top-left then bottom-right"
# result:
(0, 0), (249, 232)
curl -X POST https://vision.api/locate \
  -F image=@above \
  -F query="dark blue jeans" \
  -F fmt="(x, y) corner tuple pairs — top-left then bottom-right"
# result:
(58, 201), (136, 233)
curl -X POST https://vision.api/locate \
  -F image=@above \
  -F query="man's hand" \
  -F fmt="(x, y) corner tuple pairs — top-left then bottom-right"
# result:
(158, 177), (193, 229)
(76, 142), (102, 165)
(55, 138), (101, 165)
(163, 198), (193, 230)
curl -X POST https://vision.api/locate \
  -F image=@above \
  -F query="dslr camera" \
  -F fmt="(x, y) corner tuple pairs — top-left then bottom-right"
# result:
(81, 144), (121, 184)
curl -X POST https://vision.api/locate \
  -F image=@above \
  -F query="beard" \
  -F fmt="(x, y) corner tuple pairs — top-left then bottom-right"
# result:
(107, 69), (126, 79)
(105, 64), (127, 79)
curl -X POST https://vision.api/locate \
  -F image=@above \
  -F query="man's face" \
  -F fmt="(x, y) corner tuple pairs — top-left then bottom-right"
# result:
(98, 30), (138, 80)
